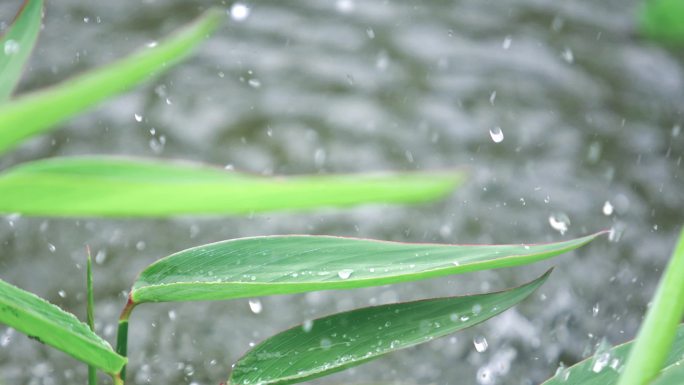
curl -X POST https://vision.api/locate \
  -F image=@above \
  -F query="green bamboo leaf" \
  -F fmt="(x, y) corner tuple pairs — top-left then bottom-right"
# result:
(0, 7), (222, 155)
(130, 232), (603, 304)
(650, 359), (684, 385)
(228, 270), (551, 385)
(617, 228), (684, 385)
(0, 0), (43, 102)
(540, 325), (684, 385)
(639, 0), (684, 44)
(0, 156), (464, 217)
(0, 278), (126, 375)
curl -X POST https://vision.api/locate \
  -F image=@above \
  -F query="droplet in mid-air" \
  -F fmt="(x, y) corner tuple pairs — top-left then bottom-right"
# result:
(134, 113), (143, 122)
(602, 201), (613, 216)
(562, 48), (574, 63)
(248, 299), (263, 314)
(489, 127), (504, 143)
(502, 36), (512, 50)
(473, 336), (488, 352)
(229, 3), (250, 22)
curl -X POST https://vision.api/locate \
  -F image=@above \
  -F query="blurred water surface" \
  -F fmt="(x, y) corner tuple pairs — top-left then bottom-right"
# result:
(0, 1), (683, 384)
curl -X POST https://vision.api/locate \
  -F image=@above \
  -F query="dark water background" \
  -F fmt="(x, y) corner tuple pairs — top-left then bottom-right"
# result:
(0, 1), (683, 384)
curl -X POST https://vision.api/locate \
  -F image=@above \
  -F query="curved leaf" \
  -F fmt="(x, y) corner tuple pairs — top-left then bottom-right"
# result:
(228, 270), (551, 385)
(0, 8), (222, 155)
(540, 325), (684, 385)
(0, 0), (43, 102)
(0, 278), (126, 375)
(0, 156), (464, 217)
(131, 232), (603, 304)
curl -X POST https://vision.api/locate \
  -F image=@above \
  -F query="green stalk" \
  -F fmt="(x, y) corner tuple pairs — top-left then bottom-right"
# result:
(86, 246), (97, 385)
(617, 227), (684, 385)
(116, 296), (135, 382)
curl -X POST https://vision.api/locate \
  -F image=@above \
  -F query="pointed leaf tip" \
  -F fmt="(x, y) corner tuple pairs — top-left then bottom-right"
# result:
(130, 232), (600, 304)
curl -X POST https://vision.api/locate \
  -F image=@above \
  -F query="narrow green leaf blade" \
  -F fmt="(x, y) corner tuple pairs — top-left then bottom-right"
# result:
(0, 278), (126, 375)
(649, 359), (684, 385)
(229, 270), (550, 385)
(131, 232), (603, 304)
(617, 228), (684, 385)
(540, 325), (684, 385)
(0, 8), (222, 154)
(651, 359), (684, 385)
(639, 0), (684, 44)
(0, 156), (464, 217)
(0, 0), (43, 102)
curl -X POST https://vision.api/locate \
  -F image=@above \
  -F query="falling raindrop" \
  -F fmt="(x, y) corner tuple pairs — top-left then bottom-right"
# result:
(338, 269), (354, 279)
(489, 127), (504, 143)
(502, 36), (512, 50)
(314, 148), (326, 168)
(95, 250), (107, 265)
(489, 91), (496, 105)
(562, 48), (574, 63)
(548, 213), (570, 235)
(473, 336), (488, 352)
(134, 113), (142, 122)
(48, 243), (56, 253)
(673, 125), (681, 137)
(608, 224), (625, 242)
(229, 3), (251, 21)
(136, 241), (146, 251)
(302, 319), (314, 332)
(248, 78), (261, 88)
(366, 28), (375, 39)
(248, 299), (263, 314)
(58, 290), (67, 298)
(4, 40), (19, 55)
(335, 0), (355, 13)
(592, 303), (600, 316)
(602, 201), (614, 216)
(168, 310), (177, 321)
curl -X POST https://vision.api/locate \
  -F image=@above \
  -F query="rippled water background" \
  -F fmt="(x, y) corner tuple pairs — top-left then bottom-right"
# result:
(1, 1), (683, 384)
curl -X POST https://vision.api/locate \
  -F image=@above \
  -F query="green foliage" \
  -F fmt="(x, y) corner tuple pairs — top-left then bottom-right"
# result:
(129, 233), (601, 304)
(229, 271), (550, 385)
(0, 0), (43, 101)
(616, 228), (684, 385)
(86, 247), (97, 385)
(540, 325), (684, 385)
(650, 360), (684, 385)
(0, 278), (126, 375)
(0, 8), (223, 154)
(0, 156), (464, 217)
(639, 0), (684, 44)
